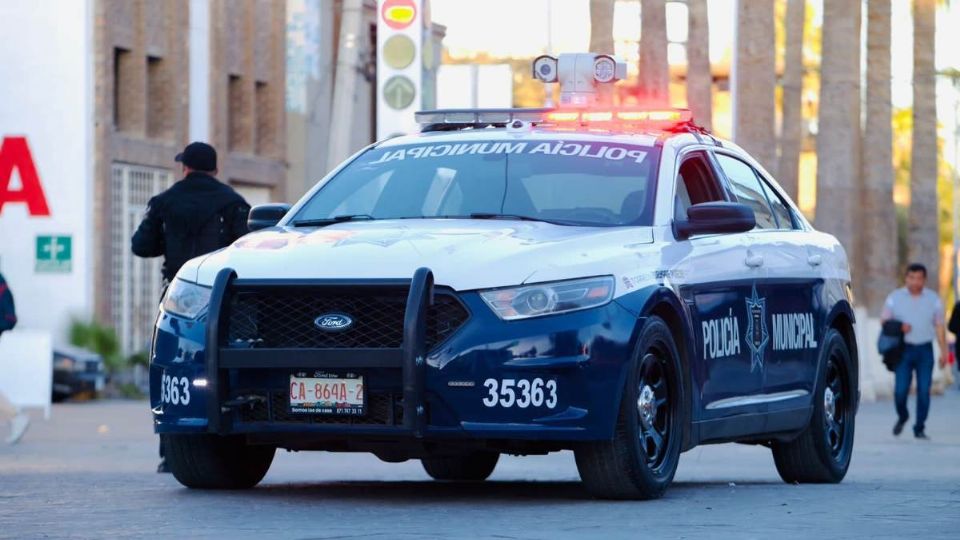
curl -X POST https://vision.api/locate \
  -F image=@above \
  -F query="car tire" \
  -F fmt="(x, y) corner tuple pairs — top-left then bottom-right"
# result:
(421, 452), (499, 481)
(163, 433), (275, 489)
(574, 316), (684, 500)
(772, 328), (855, 484)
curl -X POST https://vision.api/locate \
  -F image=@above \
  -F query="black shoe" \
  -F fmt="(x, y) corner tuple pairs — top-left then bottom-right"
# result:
(893, 418), (908, 436)
(157, 458), (171, 473)
(914, 430), (930, 440)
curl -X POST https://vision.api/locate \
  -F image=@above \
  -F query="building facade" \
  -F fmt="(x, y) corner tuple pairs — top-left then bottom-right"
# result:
(1, 0), (442, 355)
(93, 0), (287, 354)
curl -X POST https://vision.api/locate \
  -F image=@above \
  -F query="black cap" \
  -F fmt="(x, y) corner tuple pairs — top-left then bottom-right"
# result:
(175, 142), (217, 171)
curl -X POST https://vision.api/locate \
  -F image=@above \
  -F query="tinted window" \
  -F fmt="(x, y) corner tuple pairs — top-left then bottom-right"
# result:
(757, 177), (796, 229)
(715, 154), (777, 230)
(294, 140), (659, 226)
(674, 154), (726, 220)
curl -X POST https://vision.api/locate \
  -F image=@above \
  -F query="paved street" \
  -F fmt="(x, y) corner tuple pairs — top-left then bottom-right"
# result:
(1, 390), (958, 539)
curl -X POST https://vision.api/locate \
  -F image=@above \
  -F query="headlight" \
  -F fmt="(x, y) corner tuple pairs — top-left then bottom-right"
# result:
(161, 279), (212, 319)
(480, 276), (615, 320)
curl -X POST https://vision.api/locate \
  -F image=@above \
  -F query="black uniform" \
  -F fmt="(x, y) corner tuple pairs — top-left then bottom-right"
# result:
(132, 171), (250, 281)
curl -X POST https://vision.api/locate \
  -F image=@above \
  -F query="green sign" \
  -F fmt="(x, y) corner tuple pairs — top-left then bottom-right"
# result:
(36, 235), (72, 273)
(383, 75), (416, 110)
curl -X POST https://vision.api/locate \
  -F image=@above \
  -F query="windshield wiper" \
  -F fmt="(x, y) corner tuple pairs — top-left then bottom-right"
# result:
(466, 213), (577, 225)
(291, 214), (375, 227)
(468, 212), (543, 222)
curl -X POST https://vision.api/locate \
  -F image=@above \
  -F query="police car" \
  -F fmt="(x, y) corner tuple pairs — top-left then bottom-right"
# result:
(152, 53), (858, 499)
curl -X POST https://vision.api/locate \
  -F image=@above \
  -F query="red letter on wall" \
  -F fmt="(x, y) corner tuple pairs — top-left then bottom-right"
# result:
(0, 136), (51, 216)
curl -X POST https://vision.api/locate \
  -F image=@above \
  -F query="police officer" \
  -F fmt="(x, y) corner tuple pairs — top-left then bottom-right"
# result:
(132, 142), (250, 283)
(132, 142), (250, 471)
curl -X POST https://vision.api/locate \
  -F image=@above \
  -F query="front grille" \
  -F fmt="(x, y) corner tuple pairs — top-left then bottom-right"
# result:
(237, 391), (402, 426)
(224, 287), (468, 350)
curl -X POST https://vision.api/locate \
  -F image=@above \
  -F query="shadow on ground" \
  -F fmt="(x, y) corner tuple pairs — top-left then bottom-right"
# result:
(171, 478), (785, 504)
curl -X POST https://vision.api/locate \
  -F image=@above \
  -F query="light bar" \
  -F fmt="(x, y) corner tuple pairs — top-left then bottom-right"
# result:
(415, 108), (551, 126)
(415, 108), (696, 130)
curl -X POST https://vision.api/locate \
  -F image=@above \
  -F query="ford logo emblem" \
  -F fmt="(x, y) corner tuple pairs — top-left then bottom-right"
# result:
(314, 313), (354, 332)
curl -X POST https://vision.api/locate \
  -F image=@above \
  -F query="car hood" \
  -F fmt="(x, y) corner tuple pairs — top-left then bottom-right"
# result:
(185, 219), (655, 291)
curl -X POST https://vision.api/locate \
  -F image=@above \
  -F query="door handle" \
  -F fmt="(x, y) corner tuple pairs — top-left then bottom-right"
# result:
(744, 254), (764, 268)
(807, 254), (822, 267)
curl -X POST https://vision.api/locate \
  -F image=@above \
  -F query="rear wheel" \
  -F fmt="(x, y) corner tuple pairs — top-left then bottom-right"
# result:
(163, 433), (275, 489)
(574, 316), (684, 500)
(421, 452), (499, 481)
(772, 328), (855, 483)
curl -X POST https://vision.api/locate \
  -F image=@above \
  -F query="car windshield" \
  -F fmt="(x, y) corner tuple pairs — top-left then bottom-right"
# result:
(291, 139), (660, 227)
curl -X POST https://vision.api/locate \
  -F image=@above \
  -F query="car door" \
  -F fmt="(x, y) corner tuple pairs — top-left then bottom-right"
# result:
(713, 152), (820, 413)
(666, 150), (765, 421)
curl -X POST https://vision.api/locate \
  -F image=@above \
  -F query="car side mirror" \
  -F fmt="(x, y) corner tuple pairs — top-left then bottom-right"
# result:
(248, 203), (291, 232)
(672, 201), (756, 240)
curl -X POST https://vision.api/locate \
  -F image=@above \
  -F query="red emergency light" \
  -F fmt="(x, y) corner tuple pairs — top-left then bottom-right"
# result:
(545, 108), (694, 129)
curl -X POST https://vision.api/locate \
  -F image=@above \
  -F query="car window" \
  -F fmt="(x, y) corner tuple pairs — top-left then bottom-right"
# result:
(714, 154), (778, 230)
(294, 140), (660, 226)
(674, 153), (725, 221)
(756, 176), (796, 230)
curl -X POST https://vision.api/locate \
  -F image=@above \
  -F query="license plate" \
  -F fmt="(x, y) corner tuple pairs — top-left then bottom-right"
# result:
(289, 372), (365, 415)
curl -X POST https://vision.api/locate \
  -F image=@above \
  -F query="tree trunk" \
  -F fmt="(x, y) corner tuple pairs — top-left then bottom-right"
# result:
(908, 0), (939, 290)
(589, 0), (615, 55)
(777, 0), (805, 202)
(733, 0), (776, 173)
(861, 0), (897, 314)
(815, 0), (861, 277)
(686, 0), (712, 130)
(639, 0), (669, 105)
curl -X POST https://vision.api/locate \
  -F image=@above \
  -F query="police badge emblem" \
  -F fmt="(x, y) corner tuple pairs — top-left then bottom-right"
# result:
(744, 284), (769, 372)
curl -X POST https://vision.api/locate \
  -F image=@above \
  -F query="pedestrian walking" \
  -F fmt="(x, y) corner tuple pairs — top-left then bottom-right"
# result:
(881, 263), (948, 439)
(132, 142), (250, 472)
(0, 272), (30, 444)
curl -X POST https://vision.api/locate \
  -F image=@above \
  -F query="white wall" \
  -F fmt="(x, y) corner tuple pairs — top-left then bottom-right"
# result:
(0, 0), (94, 344)
(189, 0), (212, 142)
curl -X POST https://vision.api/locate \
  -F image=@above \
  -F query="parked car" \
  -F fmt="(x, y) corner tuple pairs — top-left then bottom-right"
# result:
(52, 345), (106, 402)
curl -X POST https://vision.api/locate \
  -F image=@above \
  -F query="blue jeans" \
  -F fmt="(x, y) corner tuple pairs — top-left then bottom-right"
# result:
(894, 343), (934, 433)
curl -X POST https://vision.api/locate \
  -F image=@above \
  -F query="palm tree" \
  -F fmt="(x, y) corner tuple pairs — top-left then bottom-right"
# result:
(777, 0), (805, 201)
(589, 0), (615, 55)
(733, 0), (776, 173)
(861, 0), (896, 313)
(686, 0), (712, 130)
(639, 0), (669, 105)
(814, 0), (861, 276)
(908, 0), (939, 289)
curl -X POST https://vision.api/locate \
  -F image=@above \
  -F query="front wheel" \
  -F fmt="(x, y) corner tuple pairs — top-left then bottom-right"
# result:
(772, 328), (855, 483)
(574, 316), (684, 500)
(163, 433), (275, 489)
(421, 452), (499, 481)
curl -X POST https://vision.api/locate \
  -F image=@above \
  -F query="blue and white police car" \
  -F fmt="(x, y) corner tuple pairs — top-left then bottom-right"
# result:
(152, 53), (858, 499)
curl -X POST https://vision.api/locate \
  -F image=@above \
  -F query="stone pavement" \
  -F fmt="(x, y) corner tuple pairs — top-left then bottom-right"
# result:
(0, 389), (958, 539)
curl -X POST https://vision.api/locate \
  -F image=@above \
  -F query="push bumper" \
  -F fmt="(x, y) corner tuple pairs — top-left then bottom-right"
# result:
(151, 268), (642, 442)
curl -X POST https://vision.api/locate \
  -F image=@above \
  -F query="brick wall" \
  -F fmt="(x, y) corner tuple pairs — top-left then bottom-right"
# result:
(210, 0), (287, 193)
(93, 0), (287, 325)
